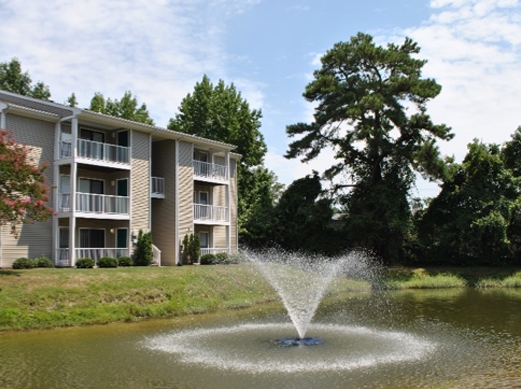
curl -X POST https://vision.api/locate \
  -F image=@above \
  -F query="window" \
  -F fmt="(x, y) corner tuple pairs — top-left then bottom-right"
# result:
(199, 232), (209, 248)
(79, 178), (104, 194)
(199, 192), (209, 219)
(78, 178), (104, 212)
(59, 176), (71, 211)
(79, 229), (105, 248)
(79, 229), (105, 261)
(81, 128), (105, 143)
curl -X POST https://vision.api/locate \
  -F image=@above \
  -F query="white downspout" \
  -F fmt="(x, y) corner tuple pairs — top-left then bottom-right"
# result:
(225, 152), (231, 253)
(175, 140), (180, 264)
(69, 117), (78, 267)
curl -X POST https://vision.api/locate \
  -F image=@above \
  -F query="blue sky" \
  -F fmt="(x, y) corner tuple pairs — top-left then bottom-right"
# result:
(1, 0), (520, 197)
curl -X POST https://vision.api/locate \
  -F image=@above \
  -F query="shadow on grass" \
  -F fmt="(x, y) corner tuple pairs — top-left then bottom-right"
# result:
(0, 270), (21, 277)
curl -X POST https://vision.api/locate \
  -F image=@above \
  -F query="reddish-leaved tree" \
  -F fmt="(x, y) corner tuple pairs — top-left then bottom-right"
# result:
(0, 130), (52, 237)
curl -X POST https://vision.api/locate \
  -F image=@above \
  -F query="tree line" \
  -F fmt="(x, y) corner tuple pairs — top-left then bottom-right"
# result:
(2, 31), (520, 267)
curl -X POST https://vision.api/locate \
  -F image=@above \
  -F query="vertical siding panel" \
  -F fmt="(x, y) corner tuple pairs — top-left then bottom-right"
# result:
(131, 131), (150, 238)
(178, 141), (193, 254)
(213, 226), (226, 247)
(230, 159), (238, 252)
(151, 140), (177, 265)
(1, 114), (54, 266)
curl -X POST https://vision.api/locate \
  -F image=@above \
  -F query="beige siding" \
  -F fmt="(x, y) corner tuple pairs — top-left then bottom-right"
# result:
(213, 225), (227, 248)
(212, 185), (226, 207)
(178, 141), (194, 257)
(230, 159), (238, 253)
(130, 131), (150, 240)
(1, 114), (54, 266)
(151, 140), (177, 265)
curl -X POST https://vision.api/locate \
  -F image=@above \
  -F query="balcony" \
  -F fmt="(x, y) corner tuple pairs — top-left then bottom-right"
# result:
(200, 248), (229, 257)
(59, 139), (130, 165)
(58, 193), (129, 218)
(194, 204), (229, 223)
(56, 248), (130, 266)
(151, 177), (165, 199)
(193, 160), (227, 182)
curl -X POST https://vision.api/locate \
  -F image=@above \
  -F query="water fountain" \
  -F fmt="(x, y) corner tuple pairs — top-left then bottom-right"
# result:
(146, 250), (440, 374)
(246, 249), (367, 345)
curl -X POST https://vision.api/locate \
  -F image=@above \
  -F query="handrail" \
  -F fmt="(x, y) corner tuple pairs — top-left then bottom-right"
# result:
(151, 177), (165, 196)
(193, 160), (227, 181)
(59, 139), (130, 164)
(152, 244), (161, 266)
(75, 192), (129, 215)
(193, 204), (228, 222)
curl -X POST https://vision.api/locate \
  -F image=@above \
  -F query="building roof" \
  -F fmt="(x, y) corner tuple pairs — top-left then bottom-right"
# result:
(0, 90), (238, 152)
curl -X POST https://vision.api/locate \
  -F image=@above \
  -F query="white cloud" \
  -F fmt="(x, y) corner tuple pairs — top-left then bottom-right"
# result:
(0, 0), (261, 127)
(400, 0), (521, 163)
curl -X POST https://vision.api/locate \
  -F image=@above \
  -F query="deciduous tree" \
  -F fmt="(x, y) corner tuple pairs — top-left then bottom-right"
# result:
(417, 139), (520, 265)
(170, 75), (276, 245)
(0, 58), (51, 100)
(89, 91), (155, 125)
(0, 130), (53, 237)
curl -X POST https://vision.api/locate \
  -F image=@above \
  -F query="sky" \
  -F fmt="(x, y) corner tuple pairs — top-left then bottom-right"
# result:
(1, 0), (520, 198)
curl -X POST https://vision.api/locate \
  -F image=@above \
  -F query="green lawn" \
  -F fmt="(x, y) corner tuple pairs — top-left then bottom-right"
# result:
(1, 264), (520, 332)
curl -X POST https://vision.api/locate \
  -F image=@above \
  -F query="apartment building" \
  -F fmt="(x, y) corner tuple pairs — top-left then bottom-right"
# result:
(0, 90), (239, 267)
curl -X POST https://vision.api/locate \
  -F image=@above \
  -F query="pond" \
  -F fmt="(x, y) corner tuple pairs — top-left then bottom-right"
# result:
(1, 288), (521, 388)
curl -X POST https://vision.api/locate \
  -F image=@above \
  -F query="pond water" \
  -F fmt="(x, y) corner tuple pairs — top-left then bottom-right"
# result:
(1, 288), (521, 389)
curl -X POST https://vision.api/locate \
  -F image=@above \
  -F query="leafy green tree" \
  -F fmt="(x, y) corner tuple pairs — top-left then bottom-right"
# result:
(170, 75), (277, 245)
(65, 93), (78, 108)
(0, 58), (51, 100)
(168, 75), (266, 167)
(417, 139), (520, 265)
(133, 229), (153, 266)
(0, 130), (53, 237)
(239, 167), (280, 247)
(285, 33), (453, 263)
(89, 91), (155, 125)
(271, 172), (340, 254)
(502, 126), (521, 177)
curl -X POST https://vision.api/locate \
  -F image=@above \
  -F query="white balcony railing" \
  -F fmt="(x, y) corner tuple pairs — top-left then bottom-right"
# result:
(151, 177), (165, 198)
(55, 248), (130, 266)
(194, 204), (229, 222)
(59, 139), (130, 164)
(58, 193), (129, 215)
(200, 248), (229, 257)
(76, 193), (129, 215)
(193, 160), (227, 181)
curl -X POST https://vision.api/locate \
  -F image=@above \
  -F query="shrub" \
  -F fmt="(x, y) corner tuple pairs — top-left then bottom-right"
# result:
(228, 253), (242, 264)
(12, 257), (34, 269)
(76, 258), (95, 268)
(134, 229), (153, 266)
(215, 252), (230, 264)
(200, 253), (216, 265)
(181, 233), (200, 264)
(117, 256), (133, 267)
(34, 255), (54, 268)
(97, 256), (118, 268)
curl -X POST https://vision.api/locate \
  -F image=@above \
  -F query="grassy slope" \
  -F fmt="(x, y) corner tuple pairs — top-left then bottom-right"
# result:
(0, 265), (279, 332)
(1, 264), (521, 332)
